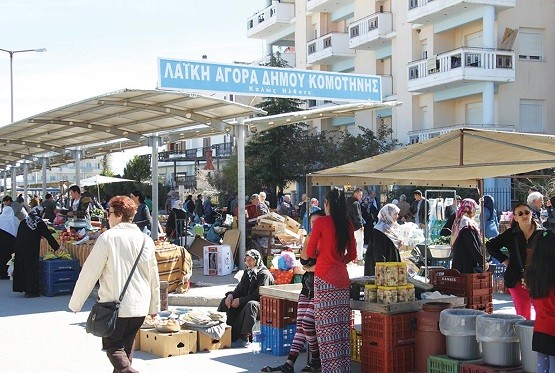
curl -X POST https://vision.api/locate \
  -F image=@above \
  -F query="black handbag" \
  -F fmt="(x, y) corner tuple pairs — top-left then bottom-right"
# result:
(86, 236), (146, 337)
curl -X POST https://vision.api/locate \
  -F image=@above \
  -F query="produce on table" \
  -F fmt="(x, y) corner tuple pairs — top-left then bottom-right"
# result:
(42, 249), (72, 260)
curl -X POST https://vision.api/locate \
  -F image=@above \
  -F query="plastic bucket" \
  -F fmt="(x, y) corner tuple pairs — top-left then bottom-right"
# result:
(515, 320), (536, 373)
(446, 335), (482, 360)
(482, 341), (521, 367)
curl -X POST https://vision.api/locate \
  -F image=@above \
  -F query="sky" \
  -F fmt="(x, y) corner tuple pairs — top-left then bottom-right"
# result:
(0, 0), (265, 173)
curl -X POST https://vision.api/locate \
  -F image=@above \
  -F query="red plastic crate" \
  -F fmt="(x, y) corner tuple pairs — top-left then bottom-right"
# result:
(460, 362), (522, 373)
(361, 343), (415, 373)
(431, 269), (492, 294)
(361, 311), (416, 350)
(467, 302), (493, 314)
(260, 296), (298, 328)
(466, 289), (493, 308)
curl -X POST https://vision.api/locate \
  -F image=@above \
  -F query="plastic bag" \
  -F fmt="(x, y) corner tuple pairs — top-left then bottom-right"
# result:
(439, 309), (485, 336)
(475, 314), (525, 342)
(6, 255), (14, 280)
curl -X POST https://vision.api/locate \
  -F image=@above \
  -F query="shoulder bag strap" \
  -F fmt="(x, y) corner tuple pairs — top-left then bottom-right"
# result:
(513, 234), (525, 276)
(118, 235), (147, 302)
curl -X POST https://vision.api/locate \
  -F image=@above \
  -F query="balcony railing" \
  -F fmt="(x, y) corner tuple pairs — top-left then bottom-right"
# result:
(246, 2), (295, 39)
(407, 0), (516, 24)
(349, 12), (393, 50)
(408, 124), (515, 144)
(407, 47), (515, 93)
(141, 142), (234, 163)
(307, 32), (355, 66)
(307, 0), (355, 14)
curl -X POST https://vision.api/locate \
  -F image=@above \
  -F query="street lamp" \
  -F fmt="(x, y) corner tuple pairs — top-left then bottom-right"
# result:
(0, 47), (47, 123)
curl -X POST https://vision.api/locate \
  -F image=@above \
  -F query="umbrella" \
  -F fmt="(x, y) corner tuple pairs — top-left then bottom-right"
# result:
(79, 175), (135, 203)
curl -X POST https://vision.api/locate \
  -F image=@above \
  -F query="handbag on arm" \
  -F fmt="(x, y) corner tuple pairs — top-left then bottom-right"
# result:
(86, 235), (146, 338)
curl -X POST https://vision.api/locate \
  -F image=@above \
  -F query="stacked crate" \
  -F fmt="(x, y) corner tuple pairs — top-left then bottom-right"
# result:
(360, 311), (417, 373)
(40, 258), (80, 297)
(489, 264), (508, 294)
(430, 269), (493, 313)
(459, 362), (522, 373)
(428, 355), (483, 373)
(259, 295), (298, 356)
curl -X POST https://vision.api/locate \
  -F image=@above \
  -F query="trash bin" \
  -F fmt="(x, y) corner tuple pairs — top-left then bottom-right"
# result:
(476, 314), (525, 367)
(439, 309), (485, 360)
(515, 320), (537, 373)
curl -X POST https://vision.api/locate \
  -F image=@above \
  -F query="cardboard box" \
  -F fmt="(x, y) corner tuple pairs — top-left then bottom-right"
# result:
(203, 245), (233, 276)
(140, 329), (197, 357)
(134, 333), (141, 351)
(196, 326), (232, 351)
(284, 216), (300, 233)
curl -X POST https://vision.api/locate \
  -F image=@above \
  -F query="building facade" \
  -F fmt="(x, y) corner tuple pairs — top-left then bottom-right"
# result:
(246, 0), (554, 143)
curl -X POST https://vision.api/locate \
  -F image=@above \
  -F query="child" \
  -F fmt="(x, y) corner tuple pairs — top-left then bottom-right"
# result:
(526, 231), (555, 372)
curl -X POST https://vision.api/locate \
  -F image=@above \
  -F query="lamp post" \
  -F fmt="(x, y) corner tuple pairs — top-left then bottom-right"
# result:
(0, 47), (47, 123)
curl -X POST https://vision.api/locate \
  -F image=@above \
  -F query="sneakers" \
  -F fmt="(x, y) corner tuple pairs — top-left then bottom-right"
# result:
(260, 363), (294, 372)
(231, 338), (250, 348)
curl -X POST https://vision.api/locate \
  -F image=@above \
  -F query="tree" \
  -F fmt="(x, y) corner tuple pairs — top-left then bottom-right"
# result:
(123, 156), (151, 182)
(101, 154), (114, 177)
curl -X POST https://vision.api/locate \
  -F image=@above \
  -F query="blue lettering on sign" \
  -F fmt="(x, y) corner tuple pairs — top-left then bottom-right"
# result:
(158, 58), (382, 102)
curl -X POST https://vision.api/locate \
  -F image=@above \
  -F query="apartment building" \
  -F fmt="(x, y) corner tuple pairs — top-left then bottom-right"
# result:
(246, 0), (554, 144)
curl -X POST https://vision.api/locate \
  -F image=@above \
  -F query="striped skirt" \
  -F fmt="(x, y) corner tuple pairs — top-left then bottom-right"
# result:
(314, 276), (351, 372)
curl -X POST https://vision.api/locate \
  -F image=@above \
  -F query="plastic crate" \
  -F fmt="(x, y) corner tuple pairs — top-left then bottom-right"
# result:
(350, 328), (362, 362)
(361, 343), (415, 373)
(40, 258), (80, 273)
(361, 311), (416, 349)
(428, 355), (483, 373)
(40, 281), (76, 297)
(467, 302), (493, 314)
(40, 269), (79, 285)
(260, 323), (296, 356)
(430, 269), (492, 294)
(260, 296), (298, 328)
(466, 288), (493, 308)
(270, 268), (294, 285)
(460, 363), (522, 373)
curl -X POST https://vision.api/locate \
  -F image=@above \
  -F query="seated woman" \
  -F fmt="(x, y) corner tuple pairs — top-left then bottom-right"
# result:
(364, 204), (402, 276)
(450, 198), (485, 274)
(165, 200), (188, 244)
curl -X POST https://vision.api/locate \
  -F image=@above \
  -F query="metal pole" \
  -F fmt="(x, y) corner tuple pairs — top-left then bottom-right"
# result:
(9, 52), (14, 123)
(150, 136), (160, 240)
(23, 163), (28, 205)
(11, 167), (17, 196)
(236, 117), (246, 269)
(74, 149), (81, 186)
(41, 157), (47, 198)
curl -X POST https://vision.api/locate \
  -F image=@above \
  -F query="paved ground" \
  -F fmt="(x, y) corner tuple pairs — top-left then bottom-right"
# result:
(0, 263), (515, 372)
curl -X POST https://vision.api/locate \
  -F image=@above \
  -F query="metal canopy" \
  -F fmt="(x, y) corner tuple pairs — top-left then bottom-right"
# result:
(0, 89), (266, 171)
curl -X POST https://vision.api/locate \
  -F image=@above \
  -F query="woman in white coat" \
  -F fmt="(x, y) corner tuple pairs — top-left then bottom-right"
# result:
(69, 195), (160, 373)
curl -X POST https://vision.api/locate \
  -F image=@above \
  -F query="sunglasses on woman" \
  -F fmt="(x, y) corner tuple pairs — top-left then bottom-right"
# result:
(516, 210), (531, 216)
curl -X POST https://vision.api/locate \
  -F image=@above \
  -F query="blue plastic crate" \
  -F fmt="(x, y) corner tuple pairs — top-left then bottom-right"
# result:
(40, 281), (76, 297)
(40, 269), (79, 285)
(261, 323), (296, 356)
(40, 258), (80, 273)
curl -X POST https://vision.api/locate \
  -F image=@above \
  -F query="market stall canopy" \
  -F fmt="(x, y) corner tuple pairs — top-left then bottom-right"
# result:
(308, 128), (555, 188)
(79, 175), (135, 186)
(0, 89), (266, 171)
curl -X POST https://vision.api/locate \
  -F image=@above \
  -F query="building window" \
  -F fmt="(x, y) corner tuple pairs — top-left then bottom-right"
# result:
(519, 100), (544, 133)
(323, 37), (332, 48)
(350, 25), (359, 38)
(518, 32), (543, 61)
(308, 43), (316, 54)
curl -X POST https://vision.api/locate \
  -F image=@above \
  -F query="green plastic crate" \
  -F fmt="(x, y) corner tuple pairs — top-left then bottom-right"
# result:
(428, 355), (482, 373)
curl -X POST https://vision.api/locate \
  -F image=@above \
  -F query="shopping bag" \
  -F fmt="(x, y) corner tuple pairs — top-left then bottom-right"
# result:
(86, 301), (120, 337)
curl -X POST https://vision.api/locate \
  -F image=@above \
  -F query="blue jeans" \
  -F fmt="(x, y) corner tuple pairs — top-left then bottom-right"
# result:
(537, 352), (555, 373)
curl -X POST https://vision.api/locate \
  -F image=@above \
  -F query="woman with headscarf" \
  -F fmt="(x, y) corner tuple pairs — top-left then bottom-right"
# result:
(12, 206), (60, 297)
(165, 200), (188, 243)
(0, 206), (20, 279)
(450, 198), (485, 274)
(305, 188), (357, 372)
(364, 203), (402, 276)
(483, 195), (499, 239)
(217, 249), (274, 347)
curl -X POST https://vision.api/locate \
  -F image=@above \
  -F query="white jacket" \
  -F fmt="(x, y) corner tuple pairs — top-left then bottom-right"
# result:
(69, 223), (160, 317)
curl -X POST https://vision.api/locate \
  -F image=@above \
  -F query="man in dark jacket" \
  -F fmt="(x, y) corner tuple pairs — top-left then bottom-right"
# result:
(217, 249), (274, 347)
(347, 188), (365, 262)
(410, 190), (430, 229)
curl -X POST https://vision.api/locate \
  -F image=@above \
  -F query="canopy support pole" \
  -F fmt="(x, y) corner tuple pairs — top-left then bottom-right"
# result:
(23, 163), (29, 204)
(11, 167), (17, 196)
(149, 136), (161, 240)
(41, 157), (48, 198)
(2, 171), (6, 194)
(73, 148), (82, 187)
(236, 117), (246, 269)
(478, 179), (487, 270)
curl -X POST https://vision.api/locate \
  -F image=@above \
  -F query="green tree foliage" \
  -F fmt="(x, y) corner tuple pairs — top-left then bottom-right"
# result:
(123, 155), (151, 182)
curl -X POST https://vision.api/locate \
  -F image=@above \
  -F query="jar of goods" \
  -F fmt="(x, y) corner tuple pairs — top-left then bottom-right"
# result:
(377, 286), (398, 305)
(364, 284), (378, 302)
(397, 262), (407, 285)
(375, 262), (385, 286)
(383, 262), (399, 287)
(397, 285), (408, 302)
(406, 283), (416, 302)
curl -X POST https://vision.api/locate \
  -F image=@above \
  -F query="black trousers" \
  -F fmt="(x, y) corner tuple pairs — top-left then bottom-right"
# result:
(102, 316), (145, 373)
(218, 298), (259, 342)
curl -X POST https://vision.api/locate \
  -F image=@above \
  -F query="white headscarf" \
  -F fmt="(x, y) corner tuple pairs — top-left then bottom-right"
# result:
(0, 206), (20, 237)
(25, 206), (44, 231)
(172, 200), (184, 211)
(374, 203), (402, 248)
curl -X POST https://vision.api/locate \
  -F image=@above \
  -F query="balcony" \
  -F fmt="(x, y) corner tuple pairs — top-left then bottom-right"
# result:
(307, 0), (354, 14)
(407, 47), (515, 93)
(349, 12), (393, 50)
(307, 32), (355, 66)
(408, 124), (514, 144)
(407, 0), (516, 25)
(141, 142), (234, 163)
(247, 2), (295, 39)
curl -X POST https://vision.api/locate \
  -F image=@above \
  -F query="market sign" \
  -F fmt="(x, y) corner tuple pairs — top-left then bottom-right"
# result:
(158, 58), (382, 102)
